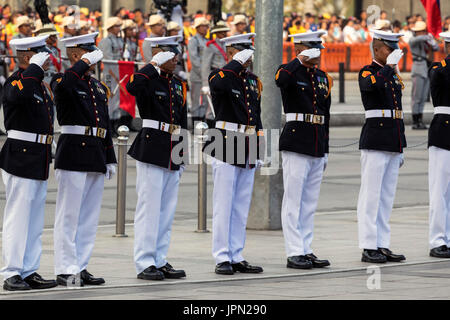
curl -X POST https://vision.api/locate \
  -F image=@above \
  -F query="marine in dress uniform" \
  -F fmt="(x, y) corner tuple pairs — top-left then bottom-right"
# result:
(409, 21), (439, 130)
(188, 17), (210, 123)
(126, 36), (188, 281)
(0, 35), (57, 291)
(201, 21), (230, 128)
(204, 33), (264, 275)
(357, 30), (407, 264)
(51, 33), (117, 286)
(275, 31), (331, 270)
(427, 31), (450, 259)
(98, 17), (125, 136)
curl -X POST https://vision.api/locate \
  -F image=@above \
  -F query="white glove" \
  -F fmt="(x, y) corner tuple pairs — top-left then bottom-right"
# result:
(386, 49), (404, 66)
(81, 50), (103, 65)
(105, 164), (116, 180)
(201, 86), (210, 95)
(323, 153), (329, 171)
(29, 52), (50, 69)
(298, 48), (321, 61)
(399, 154), (404, 168)
(179, 165), (186, 176)
(151, 51), (175, 67)
(233, 49), (254, 65)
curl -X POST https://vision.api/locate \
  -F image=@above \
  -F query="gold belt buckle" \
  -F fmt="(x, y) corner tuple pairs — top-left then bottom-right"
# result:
(84, 126), (91, 135)
(169, 124), (180, 135)
(394, 110), (402, 119)
(96, 127), (106, 138)
(305, 114), (313, 123)
(46, 135), (53, 144)
(312, 115), (323, 125)
(245, 125), (256, 135)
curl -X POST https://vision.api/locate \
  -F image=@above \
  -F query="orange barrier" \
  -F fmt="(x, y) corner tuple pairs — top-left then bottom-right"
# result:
(282, 42), (295, 64)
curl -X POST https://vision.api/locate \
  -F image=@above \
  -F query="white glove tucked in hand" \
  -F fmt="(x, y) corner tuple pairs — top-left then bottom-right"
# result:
(298, 48), (321, 61)
(179, 165), (186, 176)
(323, 153), (329, 171)
(81, 50), (104, 65)
(399, 154), (404, 168)
(105, 164), (117, 180)
(386, 49), (404, 66)
(151, 51), (175, 67)
(233, 49), (254, 65)
(201, 86), (210, 95)
(29, 52), (50, 69)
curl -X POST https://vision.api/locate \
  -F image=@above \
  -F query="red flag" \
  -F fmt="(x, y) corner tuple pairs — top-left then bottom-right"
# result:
(420, 0), (442, 38)
(118, 61), (136, 118)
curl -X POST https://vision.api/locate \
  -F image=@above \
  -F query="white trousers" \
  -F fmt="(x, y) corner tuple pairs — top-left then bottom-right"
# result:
(134, 161), (180, 274)
(0, 171), (47, 280)
(211, 158), (256, 264)
(281, 151), (325, 257)
(53, 169), (104, 275)
(357, 150), (402, 250)
(428, 146), (450, 249)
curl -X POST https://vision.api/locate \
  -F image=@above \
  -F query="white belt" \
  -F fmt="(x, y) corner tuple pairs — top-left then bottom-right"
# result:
(142, 119), (181, 135)
(435, 106), (450, 115)
(365, 109), (403, 119)
(61, 125), (107, 138)
(285, 113), (325, 125)
(215, 121), (257, 135)
(7, 129), (53, 145)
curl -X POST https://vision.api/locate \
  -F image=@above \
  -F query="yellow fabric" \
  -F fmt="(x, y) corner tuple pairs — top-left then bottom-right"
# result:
(257, 78), (263, 99)
(362, 71), (371, 78)
(288, 25), (306, 42)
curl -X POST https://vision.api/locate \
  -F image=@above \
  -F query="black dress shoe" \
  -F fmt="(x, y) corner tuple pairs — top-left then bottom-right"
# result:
(137, 266), (165, 280)
(232, 261), (263, 273)
(80, 270), (105, 285)
(287, 256), (313, 269)
(157, 263), (186, 279)
(3, 275), (31, 291)
(378, 248), (406, 262)
(305, 253), (330, 268)
(361, 249), (387, 263)
(430, 245), (450, 258)
(215, 261), (234, 275)
(23, 273), (57, 289)
(56, 274), (84, 287)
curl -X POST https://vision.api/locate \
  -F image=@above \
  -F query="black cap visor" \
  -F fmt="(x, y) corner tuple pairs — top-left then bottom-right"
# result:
(75, 43), (99, 52)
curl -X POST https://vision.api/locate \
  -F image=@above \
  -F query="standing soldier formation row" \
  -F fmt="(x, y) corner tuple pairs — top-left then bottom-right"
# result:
(0, 28), (449, 291)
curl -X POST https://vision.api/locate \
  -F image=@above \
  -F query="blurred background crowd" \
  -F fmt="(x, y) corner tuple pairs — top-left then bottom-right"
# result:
(0, 3), (449, 46)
